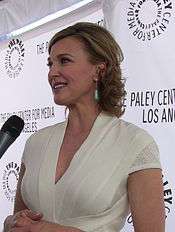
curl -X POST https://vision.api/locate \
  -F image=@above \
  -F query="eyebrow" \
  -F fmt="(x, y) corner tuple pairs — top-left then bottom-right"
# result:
(47, 53), (74, 61)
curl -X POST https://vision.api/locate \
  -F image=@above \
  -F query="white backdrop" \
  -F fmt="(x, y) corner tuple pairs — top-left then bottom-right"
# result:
(104, 1), (175, 231)
(0, 0), (174, 231)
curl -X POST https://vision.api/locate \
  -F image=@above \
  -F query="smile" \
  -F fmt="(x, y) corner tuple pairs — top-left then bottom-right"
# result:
(52, 82), (68, 91)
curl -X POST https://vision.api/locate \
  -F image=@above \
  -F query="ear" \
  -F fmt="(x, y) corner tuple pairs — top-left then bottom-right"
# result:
(98, 63), (106, 70)
(96, 62), (106, 78)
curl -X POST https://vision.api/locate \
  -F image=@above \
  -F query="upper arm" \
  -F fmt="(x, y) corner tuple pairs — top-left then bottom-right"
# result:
(127, 168), (165, 232)
(14, 162), (28, 214)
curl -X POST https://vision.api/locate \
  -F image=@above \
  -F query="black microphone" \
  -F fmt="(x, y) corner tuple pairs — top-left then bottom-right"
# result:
(0, 115), (24, 159)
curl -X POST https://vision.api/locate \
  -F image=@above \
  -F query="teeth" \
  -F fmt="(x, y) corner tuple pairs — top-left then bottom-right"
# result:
(54, 83), (67, 89)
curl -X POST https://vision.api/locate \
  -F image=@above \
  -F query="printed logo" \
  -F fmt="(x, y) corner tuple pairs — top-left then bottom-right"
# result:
(5, 38), (25, 78)
(36, 41), (49, 55)
(125, 174), (173, 230)
(163, 174), (173, 219)
(127, 0), (173, 41)
(2, 162), (20, 202)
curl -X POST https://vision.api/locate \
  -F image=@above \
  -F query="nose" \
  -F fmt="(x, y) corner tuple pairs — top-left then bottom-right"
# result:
(48, 63), (61, 83)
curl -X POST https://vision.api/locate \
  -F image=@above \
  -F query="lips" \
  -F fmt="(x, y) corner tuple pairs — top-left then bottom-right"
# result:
(52, 81), (68, 91)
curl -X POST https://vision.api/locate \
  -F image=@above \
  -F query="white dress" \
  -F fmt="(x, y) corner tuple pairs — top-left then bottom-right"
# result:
(21, 112), (161, 232)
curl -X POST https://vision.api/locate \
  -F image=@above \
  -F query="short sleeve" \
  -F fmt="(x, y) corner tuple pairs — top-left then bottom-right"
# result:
(21, 143), (27, 165)
(21, 136), (32, 166)
(128, 141), (162, 174)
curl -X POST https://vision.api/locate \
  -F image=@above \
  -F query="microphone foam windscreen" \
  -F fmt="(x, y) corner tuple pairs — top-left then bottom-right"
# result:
(1, 115), (24, 139)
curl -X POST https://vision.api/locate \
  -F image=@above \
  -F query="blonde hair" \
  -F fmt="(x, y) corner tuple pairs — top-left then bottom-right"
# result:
(49, 22), (126, 117)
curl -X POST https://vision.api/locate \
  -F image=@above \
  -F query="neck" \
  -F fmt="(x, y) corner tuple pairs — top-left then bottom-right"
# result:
(67, 103), (101, 133)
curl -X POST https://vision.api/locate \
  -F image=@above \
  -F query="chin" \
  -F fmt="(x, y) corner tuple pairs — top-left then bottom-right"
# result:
(53, 97), (70, 106)
(54, 100), (66, 106)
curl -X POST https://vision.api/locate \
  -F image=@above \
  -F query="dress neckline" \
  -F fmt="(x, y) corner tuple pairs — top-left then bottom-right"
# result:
(54, 111), (105, 185)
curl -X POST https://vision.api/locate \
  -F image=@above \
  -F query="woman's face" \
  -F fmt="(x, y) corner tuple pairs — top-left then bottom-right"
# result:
(48, 36), (97, 107)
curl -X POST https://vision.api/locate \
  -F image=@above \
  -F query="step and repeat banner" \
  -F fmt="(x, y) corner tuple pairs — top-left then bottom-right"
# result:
(0, 0), (174, 231)
(0, 3), (104, 231)
(103, 1), (175, 231)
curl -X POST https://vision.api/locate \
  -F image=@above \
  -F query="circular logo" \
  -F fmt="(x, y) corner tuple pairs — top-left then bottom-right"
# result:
(5, 38), (25, 78)
(125, 174), (173, 230)
(127, 0), (173, 41)
(2, 162), (20, 202)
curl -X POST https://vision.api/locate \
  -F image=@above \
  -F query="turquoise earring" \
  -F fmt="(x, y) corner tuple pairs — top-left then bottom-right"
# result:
(94, 79), (100, 102)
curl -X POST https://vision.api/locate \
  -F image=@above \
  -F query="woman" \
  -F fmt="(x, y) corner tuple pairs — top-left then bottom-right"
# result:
(4, 22), (165, 232)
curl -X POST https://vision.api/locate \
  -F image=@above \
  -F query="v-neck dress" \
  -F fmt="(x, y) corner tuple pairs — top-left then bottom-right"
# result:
(21, 112), (161, 232)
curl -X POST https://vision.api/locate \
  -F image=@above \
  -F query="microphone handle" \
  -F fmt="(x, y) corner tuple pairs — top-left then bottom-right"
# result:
(0, 131), (15, 159)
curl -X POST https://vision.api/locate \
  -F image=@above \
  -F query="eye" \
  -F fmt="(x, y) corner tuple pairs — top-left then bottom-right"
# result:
(60, 57), (71, 64)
